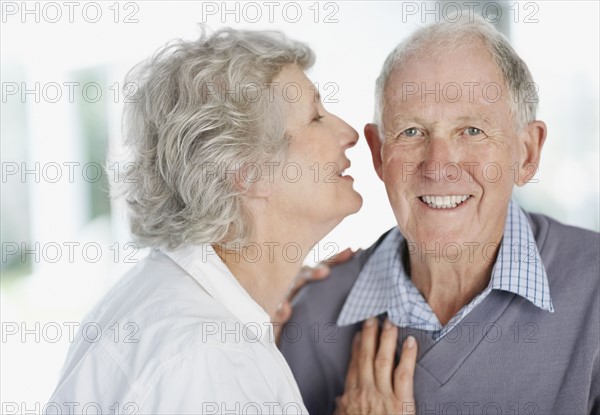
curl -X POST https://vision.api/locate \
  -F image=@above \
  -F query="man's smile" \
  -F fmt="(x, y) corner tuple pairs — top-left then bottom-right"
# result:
(419, 194), (472, 209)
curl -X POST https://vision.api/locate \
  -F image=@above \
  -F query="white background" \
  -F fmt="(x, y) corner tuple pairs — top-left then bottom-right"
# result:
(1, 0), (599, 411)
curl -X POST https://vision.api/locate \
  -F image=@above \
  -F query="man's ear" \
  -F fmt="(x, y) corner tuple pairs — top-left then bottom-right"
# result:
(364, 123), (384, 181)
(516, 120), (547, 186)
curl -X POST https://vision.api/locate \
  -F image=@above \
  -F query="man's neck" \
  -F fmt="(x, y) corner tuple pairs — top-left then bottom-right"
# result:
(407, 242), (500, 326)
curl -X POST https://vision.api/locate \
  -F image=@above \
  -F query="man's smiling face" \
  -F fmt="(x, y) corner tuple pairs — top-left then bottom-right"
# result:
(375, 40), (532, 249)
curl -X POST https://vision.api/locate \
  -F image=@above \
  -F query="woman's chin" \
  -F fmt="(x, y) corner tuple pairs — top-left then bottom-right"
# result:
(301, 190), (363, 237)
(350, 192), (364, 214)
(337, 191), (364, 218)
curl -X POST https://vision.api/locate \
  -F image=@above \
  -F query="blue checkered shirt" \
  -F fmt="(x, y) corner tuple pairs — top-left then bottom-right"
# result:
(337, 200), (554, 341)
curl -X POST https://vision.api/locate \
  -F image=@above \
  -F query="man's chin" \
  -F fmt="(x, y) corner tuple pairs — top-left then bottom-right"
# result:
(406, 229), (482, 257)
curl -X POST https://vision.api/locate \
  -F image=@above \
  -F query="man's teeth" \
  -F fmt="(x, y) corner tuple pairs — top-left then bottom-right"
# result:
(420, 195), (470, 209)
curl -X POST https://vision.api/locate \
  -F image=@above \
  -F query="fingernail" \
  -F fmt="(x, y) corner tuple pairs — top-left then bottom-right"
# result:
(300, 268), (312, 279)
(405, 335), (416, 349)
(383, 319), (393, 330)
(364, 318), (376, 327)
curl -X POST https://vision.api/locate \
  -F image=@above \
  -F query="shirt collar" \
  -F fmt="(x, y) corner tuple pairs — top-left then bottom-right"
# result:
(162, 244), (272, 342)
(489, 200), (554, 312)
(336, 228), (402, 327)
(337, 200), (554, 327)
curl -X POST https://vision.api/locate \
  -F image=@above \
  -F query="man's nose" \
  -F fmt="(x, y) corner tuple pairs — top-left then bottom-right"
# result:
(421, 137), (460, 183)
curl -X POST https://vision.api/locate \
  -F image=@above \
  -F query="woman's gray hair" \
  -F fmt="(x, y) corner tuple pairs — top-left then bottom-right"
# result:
(374, 13), (538, 134)
(109, 27), (314, 250)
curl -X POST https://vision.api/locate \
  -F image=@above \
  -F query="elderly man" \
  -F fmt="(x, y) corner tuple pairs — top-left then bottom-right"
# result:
(280, 14), (599, 415)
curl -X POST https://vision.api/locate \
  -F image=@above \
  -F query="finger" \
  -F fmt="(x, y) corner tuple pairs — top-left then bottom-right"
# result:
(344, 332), (361, 391)
(287, 248), (355, 302)
(333, 397), (342, 415)
(310, 263), (332, 280)
(299, 264), (331, 284)
(393, 336), (418, 407)
(281, 268), (312, 306)
(273, 301), (292, 345)
(373, 319), (398, 394)
(356, 318), (378, 386)
(285, 265), (331, 303)
(324, 247), (355, 265)
(274, 300), (292, 325)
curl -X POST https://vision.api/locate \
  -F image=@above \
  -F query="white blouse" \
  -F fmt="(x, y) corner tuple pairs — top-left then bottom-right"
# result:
(46, 244), (308, 414)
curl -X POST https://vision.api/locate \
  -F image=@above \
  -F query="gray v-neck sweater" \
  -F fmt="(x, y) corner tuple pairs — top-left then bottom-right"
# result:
(280, 212), (599, 414)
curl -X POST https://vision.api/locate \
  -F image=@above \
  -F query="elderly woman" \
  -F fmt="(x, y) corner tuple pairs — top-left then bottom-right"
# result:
(47, 28), (417, 414)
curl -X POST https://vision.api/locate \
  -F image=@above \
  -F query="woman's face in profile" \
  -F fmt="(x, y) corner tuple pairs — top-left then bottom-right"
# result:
(269, 64), (363, 229)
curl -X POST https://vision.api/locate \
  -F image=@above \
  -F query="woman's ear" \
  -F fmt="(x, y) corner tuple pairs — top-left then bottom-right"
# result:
(516, 120), (547, 186)
(236, 163), (273, 198)
(364, 123), (384, 181)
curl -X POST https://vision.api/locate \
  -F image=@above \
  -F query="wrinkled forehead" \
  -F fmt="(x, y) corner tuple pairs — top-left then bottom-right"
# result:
(382, 44), (511, 126)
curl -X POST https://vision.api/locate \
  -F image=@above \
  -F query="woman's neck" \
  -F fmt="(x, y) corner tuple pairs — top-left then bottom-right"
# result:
(213, 230), (325, 320)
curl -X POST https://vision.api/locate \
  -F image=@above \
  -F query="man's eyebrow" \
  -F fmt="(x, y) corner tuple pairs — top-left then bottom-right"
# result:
(457, 113), (489, 122)
(389, 115), (493, 129)
(455, 115), (492, 125)
(388, 116), (428, 130)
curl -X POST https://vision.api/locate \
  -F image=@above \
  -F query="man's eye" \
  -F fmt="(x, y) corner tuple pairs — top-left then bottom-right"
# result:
(464, 127), (484, 136)
(402, 127), (421, 138)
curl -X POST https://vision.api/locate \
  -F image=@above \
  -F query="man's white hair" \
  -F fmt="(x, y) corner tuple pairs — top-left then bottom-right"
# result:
(374, 13), (538, 135)
(109, 27), (314, 250)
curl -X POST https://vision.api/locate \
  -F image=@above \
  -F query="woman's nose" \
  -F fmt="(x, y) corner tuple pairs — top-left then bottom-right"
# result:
(336, 116), (359, 149)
